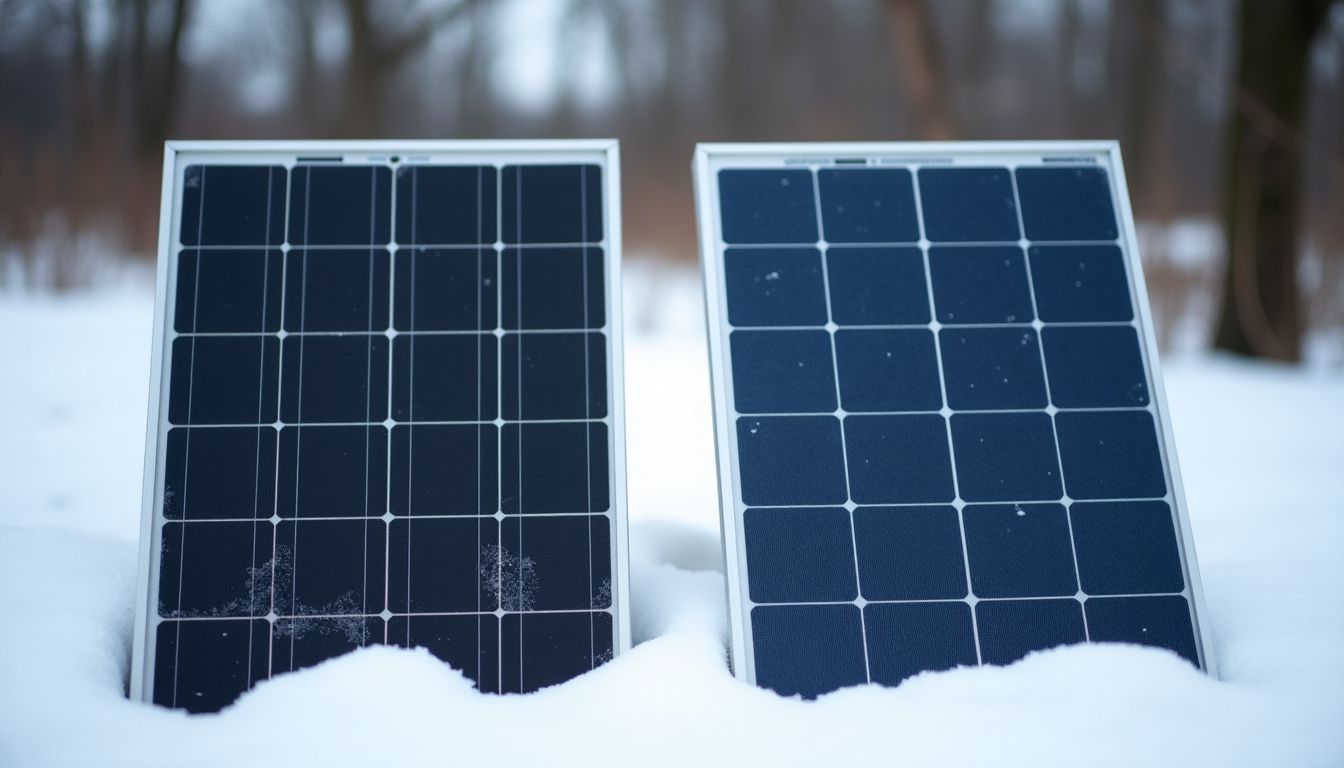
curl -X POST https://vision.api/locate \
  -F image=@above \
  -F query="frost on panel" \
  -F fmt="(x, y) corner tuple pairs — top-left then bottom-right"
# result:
(480, 544), (537, 611)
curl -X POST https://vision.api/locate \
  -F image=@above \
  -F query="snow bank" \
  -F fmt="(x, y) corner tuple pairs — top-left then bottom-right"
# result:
(1, 269), (1341, 766)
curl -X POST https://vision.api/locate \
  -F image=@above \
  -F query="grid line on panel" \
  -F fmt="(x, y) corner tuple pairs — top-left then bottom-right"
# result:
(515, 164), (524, 689)
(475, 164), (486, 683)
(286, 164), (313, 672)
(359, 164), (376, 626)
(267, 163), (294, 680)
(910, 168), (984, 666)
(1009, 169), (1090, 642)
(582, 163), (595, 664)
(496, 161), (504, 692)
(381, 166), (395, 648)
(404, 166), (417, 647)
(809, 166), (871, 683)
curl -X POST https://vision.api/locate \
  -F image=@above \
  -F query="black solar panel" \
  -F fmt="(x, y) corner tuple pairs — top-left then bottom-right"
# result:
(134, 142), (627, 712)
(696, 143), (1214, 698)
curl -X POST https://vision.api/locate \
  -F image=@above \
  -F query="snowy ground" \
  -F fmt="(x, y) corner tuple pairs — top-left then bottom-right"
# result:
(1, 266), (1341, 767)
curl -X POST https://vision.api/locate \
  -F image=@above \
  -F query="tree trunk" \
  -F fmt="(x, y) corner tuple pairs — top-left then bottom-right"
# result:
(1212, 0), (1333, 361)
(886, 0), (957, 140)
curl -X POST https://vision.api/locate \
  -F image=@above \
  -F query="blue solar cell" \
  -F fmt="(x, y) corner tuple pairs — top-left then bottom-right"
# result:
(502, 164), (603, 244)
(388, 517), (499, 613)
(863, 602), (977, 686)
(939, 327), (1048, 411)
(394, 165), (497, 245)
(834, 329), (942, 412)
(951, 413), (1062, 502)
(825, 247), (930, 325)
(501, 611), (613, 693)
(844, 415), (955, 504)
(724, 247), (828, 327)
(288, 165), (392, 246)
(730, 330), (837, 414)
(153, 619), (269, 713)
(929, 246), (1034, 324)
(158, 520), (272, 617)
(501, 422), (609, 514)
(179, 165), (286, 247)
(284, 249), (389, 332)
(272, 518), (386, 616)
(918, 168), (1020, 242)
(169, 336), (279, 425)
(1055, 411), (1167, 500)
(1042, 326), (1149, 408)
(175, 249), (282, 333)
(963, 503), (1078, 598)
(502, 332), (607, 420)
(1085, 596), (1198, 666)
(718, 169), (818, 244)
(390, 425), (498, 516)
(280, 335), (389, 424)
(501, 515), (611, 611)
(751, 604), (868, 698)
(852, 505), (967, 600)
(745, 507), (857, 603)
(388, 615), (500, 692)
(163, 427), (276, 520)
(393, 248), (497, 331)
(975, 598), (1086, 665)
(1028, 245), (1133, 322)
(736, 416), (847, 506)
(272, 617), (383, 674)
(277, 426), (387, 518)
(1070, 501), (1185, 595)
(502, 247), (605, 330)
(817, 168), (920, 243)
(1015, 167), (1118, 242)
(391, 334), (496, 422)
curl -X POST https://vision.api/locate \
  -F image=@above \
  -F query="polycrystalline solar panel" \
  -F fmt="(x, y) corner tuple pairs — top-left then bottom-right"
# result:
(695, 142), (1216, 698)
(132, 141), (629, 712)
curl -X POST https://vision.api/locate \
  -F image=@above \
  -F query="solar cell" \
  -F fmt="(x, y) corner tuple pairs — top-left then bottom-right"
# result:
(696, 142), (1215, 697)
(132, 141), (628, 712)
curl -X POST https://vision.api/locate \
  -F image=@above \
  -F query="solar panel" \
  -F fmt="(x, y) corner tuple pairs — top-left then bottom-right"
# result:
(694, 142), (1216, 698)
(131, 141), (629, 711)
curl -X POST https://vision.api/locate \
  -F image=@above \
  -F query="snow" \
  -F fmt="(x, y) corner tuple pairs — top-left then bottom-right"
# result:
(1, 266), (1342, 766)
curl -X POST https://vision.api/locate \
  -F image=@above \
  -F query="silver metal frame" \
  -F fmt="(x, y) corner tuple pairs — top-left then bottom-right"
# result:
(131, 139), (631, 703)
(692, 140), (1218, 685)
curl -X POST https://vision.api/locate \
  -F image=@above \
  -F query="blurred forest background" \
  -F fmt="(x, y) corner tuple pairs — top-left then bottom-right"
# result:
(1, 0), (1342, 361)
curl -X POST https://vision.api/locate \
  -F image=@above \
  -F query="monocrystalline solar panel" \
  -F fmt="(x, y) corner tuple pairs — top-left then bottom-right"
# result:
(132, 141), (629, 712)
(695, 142), (1216, 698)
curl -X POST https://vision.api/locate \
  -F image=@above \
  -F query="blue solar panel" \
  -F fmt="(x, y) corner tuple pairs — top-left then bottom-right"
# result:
(134, 142), (628, 712)
(698, 144), (1213, 697)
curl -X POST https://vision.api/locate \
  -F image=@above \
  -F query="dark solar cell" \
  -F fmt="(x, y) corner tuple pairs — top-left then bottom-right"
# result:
(736, 416), (847, 506)
(502, 332), (607, 420)
(502, 247), (605, 329)
(844, 415), (955, 504)
(718, 169), (818, 244)
(963, 503), (1078, 598)
(1055, 411), (1167, 500)
(271, 618), (383, 674)
(1028, 245), (1133, 322)
(975, 598), (1086, 665)
(939, 327), (1048, 411)
(918, 167), (1020, 242)
(502, 165), (603, 244)
(393, 248), (498, 331)
(501, 611), (613, 693)
(387, 614), (500, 692)
(283, 249), (390, 332)
(163, 427), (276, 520)
(500, 422), (609, 514)
(730, 330), (837, 414)
(394, 165), (497, 245)
(391, 334), (496, 423)
(1015, 166), (1118, 242)
(929, 246), (1034, 324)
(153, 619), (270, 713)
(158, 520), (273, 617)
(1042, 326), (1150, 408)
(744, 507), (857, 603)
(288, 165), (392, 246)
(834, 329), (942, 412)
(389, 425), (499, 516)
(500, 515), (611, 610)
(751, 604), (868, 698)
(168, 336), (279, 425)
(280, 335), (389, 424)
(387, 517), (499, 613)
(272, 518), (386, 616)
(175, 249), (282, 333)
(724, 247), (828, 327)
(1070, 501), (1185, 595)
(817, 168), (920, 243)
(179, 165), (286, 246)
(852, 505), (967, 600)
(1085, 596), (1199, 666)
(825, 247), (930, 325)
(950, 413), (1062, 502)
(863, 602), (977, 686)
(276, 426), (387, 518)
